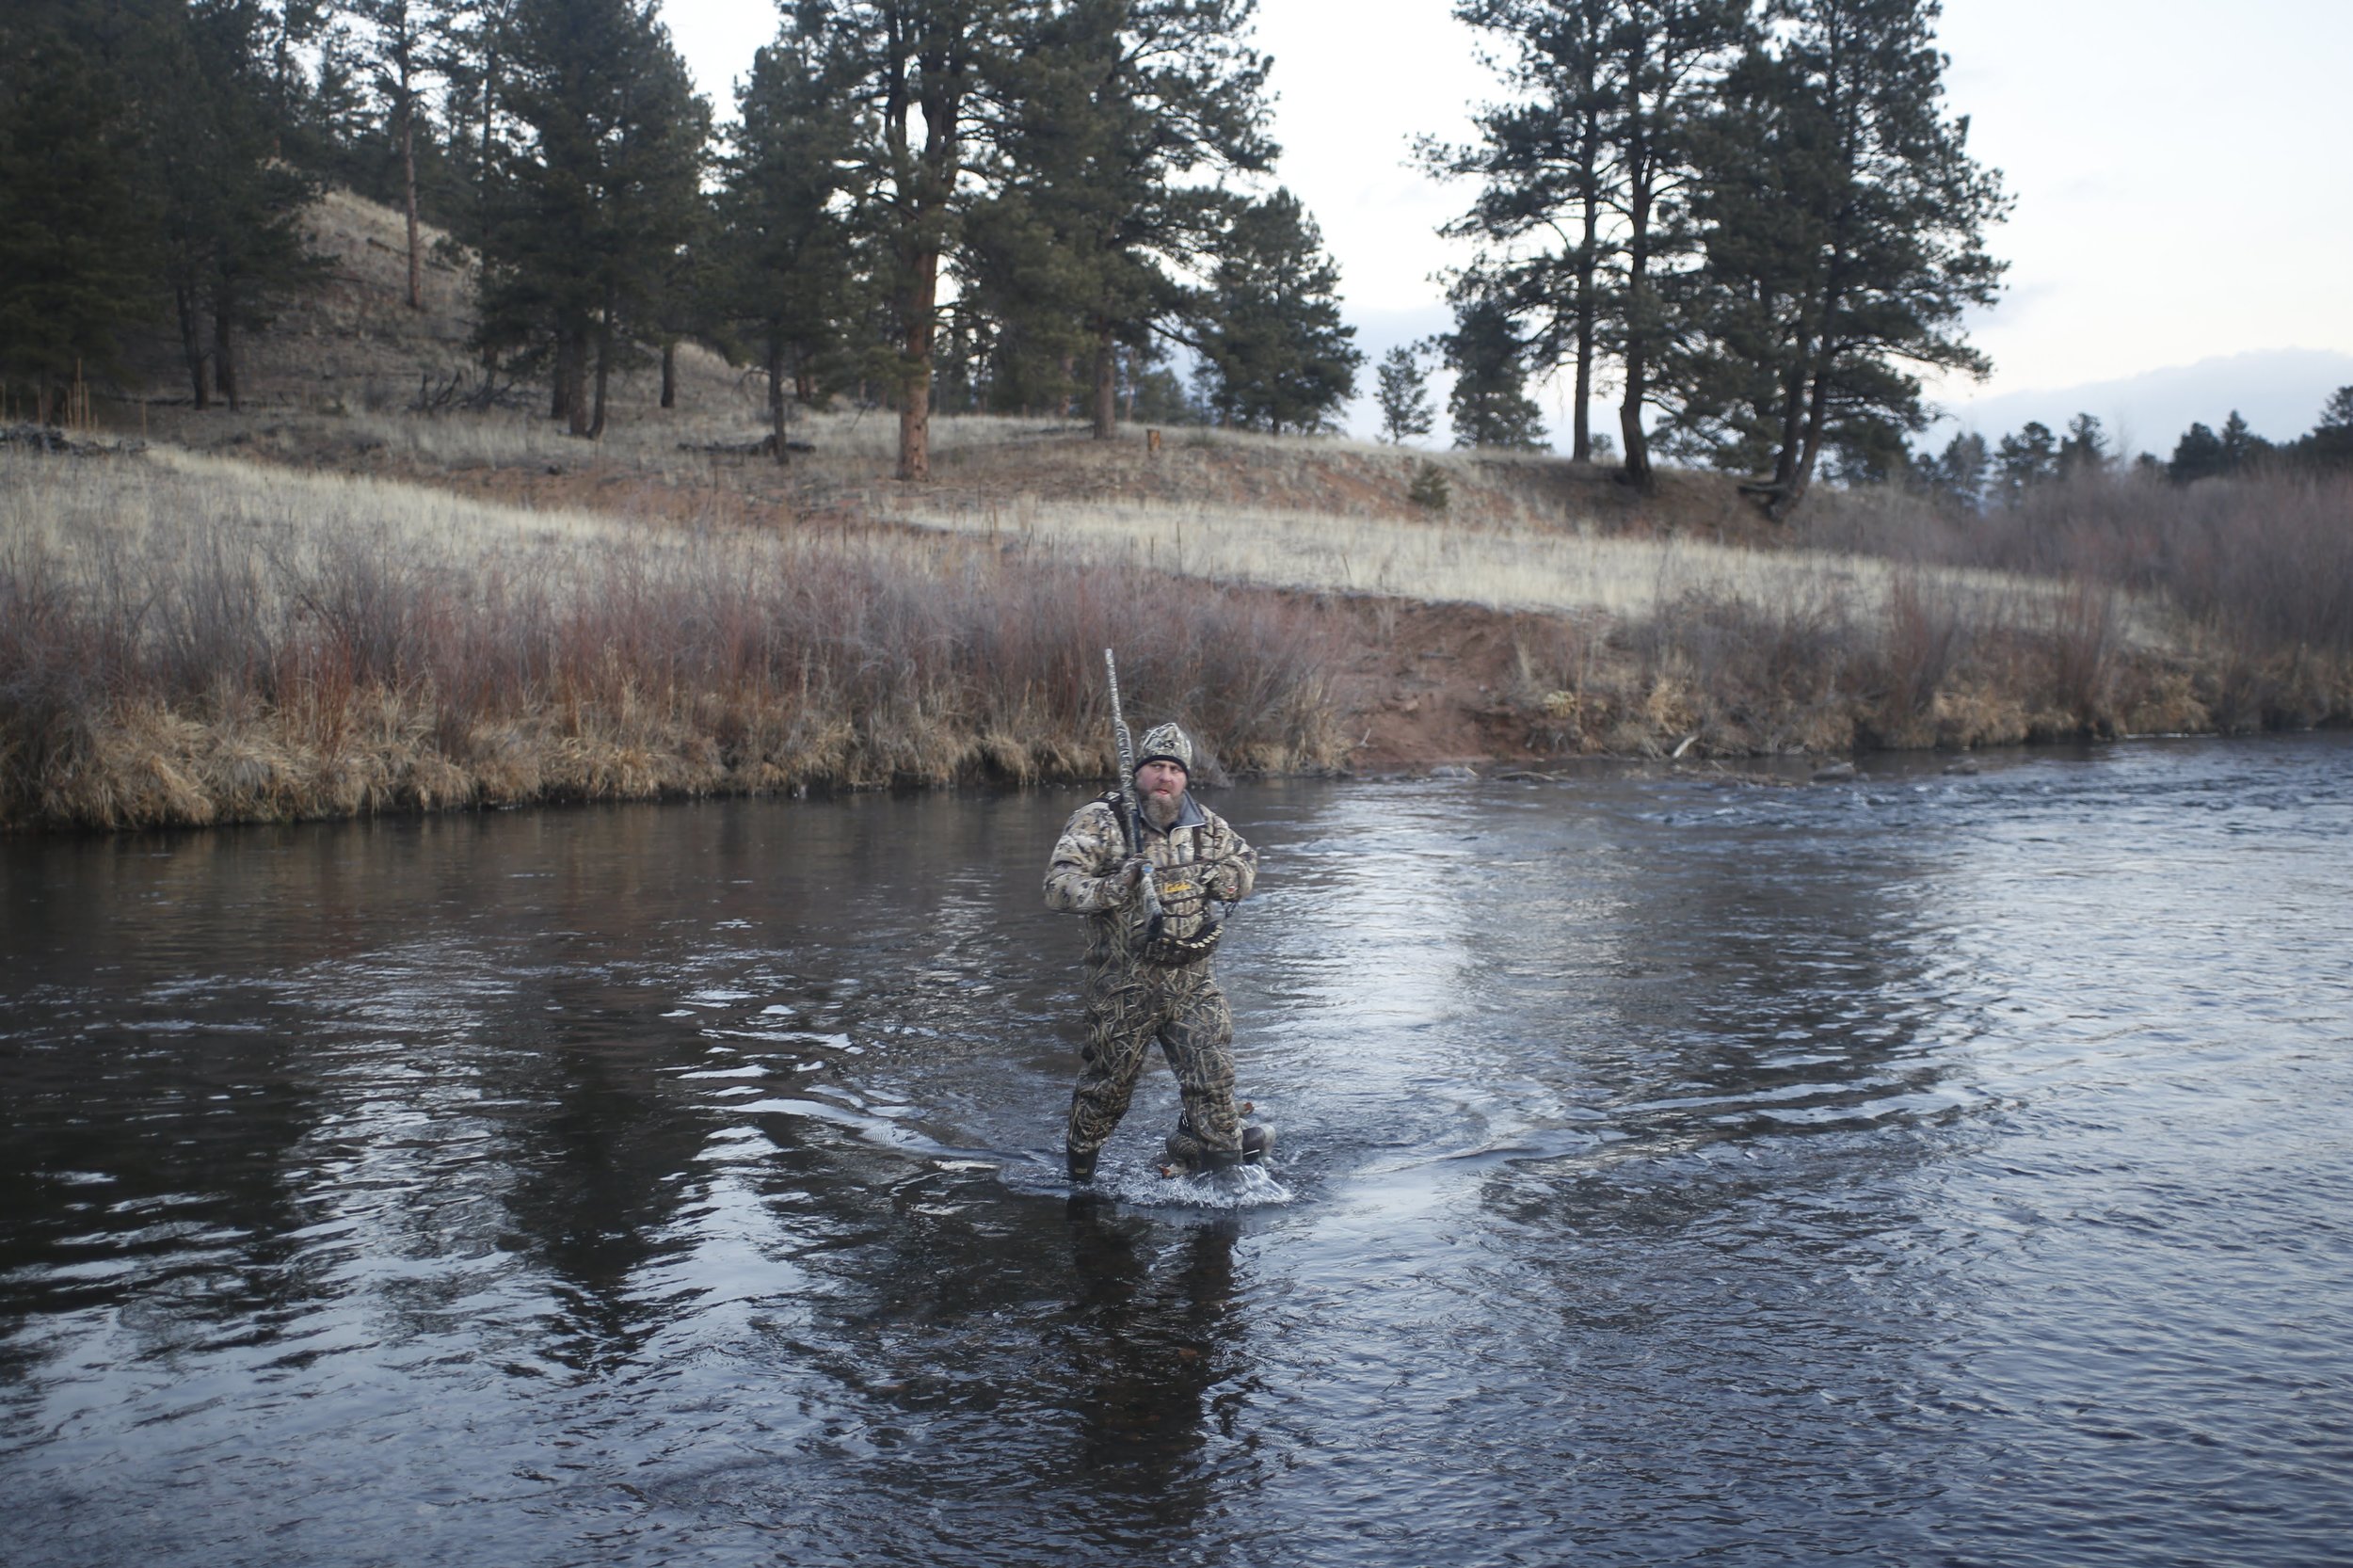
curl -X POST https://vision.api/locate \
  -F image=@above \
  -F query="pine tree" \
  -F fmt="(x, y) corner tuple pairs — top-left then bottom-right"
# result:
(2217, 409), (2269, 473)
(1993, 420), (2056, 504)
(827, 0), (1023, 480)
(959, 163), (1097, 416)
(2167, 422), (2226, 485)
(1374, 344), (1435, 444)
(156, 0), (329, 411)
(1430, 0), (1611, 459)
(2057, 411), (2107, 478)
(1190, 189), (1361, 435)
(717, 13), (868, 458)
(346, 0), (446, 310)
(1680, 0), (2007, 518)
(1442, 295), (1548, 449)
(1440, 0), (1742, 482)
(262, 0), (340, 161)
(1917, 428), (1988, 511)
(1121, 347), (1195, 425)
(1599, 0), (1745, 485)
(482, 0), (708, 437)
(2301, 385), (2353, 469)
(433, 0), (520, 252)
(1, 0), (329, 417)
(964, 0), (1273, 438)
(0, 14), (155, 421)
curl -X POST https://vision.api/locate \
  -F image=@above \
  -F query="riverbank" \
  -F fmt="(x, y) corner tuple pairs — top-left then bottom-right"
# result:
(0, 440), (1348, 830)
(16, 177), (2345, 832)
(7, 429), (2345, 833)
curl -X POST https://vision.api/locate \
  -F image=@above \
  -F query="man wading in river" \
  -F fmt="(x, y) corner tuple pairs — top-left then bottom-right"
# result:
(1045, 721), (1271, 1184)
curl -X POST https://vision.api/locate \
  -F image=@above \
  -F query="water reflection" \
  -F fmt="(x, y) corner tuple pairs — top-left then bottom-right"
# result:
(1062, 1205), (1247, 1480)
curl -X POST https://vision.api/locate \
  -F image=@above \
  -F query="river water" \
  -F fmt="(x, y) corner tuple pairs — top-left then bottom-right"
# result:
(3, 736), (2349, 1566)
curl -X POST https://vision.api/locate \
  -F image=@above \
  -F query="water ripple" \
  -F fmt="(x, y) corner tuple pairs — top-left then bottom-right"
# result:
(4, 740), (2352, 1565)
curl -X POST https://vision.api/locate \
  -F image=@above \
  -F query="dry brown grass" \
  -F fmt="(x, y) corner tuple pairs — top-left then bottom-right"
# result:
(1801, 467), (2353, 731)
(885, 490), (2141, 641)
(0, 444), (1348, 830)
(15, 418), (2333, 833)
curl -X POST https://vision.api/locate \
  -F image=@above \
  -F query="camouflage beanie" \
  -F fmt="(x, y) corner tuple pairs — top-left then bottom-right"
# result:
(1136, 722), (1193, 773)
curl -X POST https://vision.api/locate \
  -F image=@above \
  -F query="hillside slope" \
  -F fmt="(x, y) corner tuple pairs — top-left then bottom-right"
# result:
(109, 187), (1794, 545)
(9, 189), (2337, 832)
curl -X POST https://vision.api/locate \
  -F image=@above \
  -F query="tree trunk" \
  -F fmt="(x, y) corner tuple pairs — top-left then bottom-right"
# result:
(767, 333), (791, 467)
(566, 328), (592, 437)
(1573, 286), (1595, 463)
(1571, 97), (1602, 464)
(475, 52), (499, 251)
(177, 285), (209, 410)
(896, 248), (937, 482)
(1617, 210), (1652, 488)
(1769, 360), (1807, 499)
(585, 307), (612, 440)
(214, 299), (239, 412)
(1765, 259), (1843, 521)
(1091, 325), (1116, 440)
(660, 341), (677, 409)
(552, 332), (572, 422)
(1573, 202), (1598, 463)
(1774, 360), (1835, 520)
(1610, 20), (1703, 491)
(1614, 85), (1656, 488)
(402, 99), (423, 312)
(899, 372), (931, 479)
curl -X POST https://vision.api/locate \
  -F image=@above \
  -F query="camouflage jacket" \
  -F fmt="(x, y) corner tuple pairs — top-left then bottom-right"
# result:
(1043, 792), (1257, 968)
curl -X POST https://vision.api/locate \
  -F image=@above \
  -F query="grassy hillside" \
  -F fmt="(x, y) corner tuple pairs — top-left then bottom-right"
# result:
(6, 187), (2345, 831)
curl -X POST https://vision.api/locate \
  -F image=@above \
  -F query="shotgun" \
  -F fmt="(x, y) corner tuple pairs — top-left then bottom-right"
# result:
(1102, 648), (1163, 929)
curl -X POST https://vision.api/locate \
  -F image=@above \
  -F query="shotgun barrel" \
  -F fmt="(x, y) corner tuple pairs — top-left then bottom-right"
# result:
(1101, 648), (1162, 926)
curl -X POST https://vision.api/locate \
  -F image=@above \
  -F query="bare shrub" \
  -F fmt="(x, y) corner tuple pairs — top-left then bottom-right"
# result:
(1878, 568), (1971, 723)
(2041, 578), (2117, 727)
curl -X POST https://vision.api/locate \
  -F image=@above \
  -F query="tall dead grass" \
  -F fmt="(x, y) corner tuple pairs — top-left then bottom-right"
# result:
(1496, 560), (2222, 760)
(889, 492), (2104, 634)
(0, 448), (1345, 830)
(1801, 468), (2353, 731)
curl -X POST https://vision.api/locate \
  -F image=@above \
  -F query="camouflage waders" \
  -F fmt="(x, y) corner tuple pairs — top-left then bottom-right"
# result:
(1074, 958), (1238, 1174)
(1044, 778), (1257, 1176)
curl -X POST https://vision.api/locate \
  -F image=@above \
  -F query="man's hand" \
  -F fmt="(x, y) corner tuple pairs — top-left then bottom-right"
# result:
(1116, 856), (1153, 896)
(1204, 858), (1245, 902)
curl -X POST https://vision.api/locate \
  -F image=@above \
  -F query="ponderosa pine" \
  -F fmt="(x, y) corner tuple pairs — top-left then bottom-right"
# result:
(1190, 189), (1361, 436)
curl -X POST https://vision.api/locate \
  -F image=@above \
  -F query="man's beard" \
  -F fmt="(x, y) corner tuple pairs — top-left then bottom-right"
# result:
(1142, 791), (1182, 828)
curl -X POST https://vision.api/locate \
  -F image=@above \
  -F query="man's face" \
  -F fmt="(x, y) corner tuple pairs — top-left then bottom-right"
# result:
(1136, 760), (1187, 805)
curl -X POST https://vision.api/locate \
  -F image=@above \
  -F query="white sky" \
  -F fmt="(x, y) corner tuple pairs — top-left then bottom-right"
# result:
(664, 0), (2353, 442)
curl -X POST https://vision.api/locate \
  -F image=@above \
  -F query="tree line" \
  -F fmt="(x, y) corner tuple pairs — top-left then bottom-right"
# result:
(0, 0), (328, 420)
(1421, 0), (2007, 516)
(1906, 389), (2353, 512)
(0, 0), (1364, 477)
(19, 0), (2316, 520)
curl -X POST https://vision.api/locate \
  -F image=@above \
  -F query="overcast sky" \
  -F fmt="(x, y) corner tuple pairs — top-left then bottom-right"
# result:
(664, 0), (2353, 445)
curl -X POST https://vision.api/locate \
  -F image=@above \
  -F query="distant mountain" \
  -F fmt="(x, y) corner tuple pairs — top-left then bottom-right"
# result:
(1932, 348), (2353, 455)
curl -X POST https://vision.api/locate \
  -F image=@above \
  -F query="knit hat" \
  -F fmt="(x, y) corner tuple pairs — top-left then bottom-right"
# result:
(1135, 722), (1193, 773)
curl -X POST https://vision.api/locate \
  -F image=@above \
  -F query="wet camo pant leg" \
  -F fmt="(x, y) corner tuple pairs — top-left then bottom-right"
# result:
(1065, 965), (1242, 1165)
(1066, 975), (1159, 1160)
(1158, 970), (1240, 1169)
